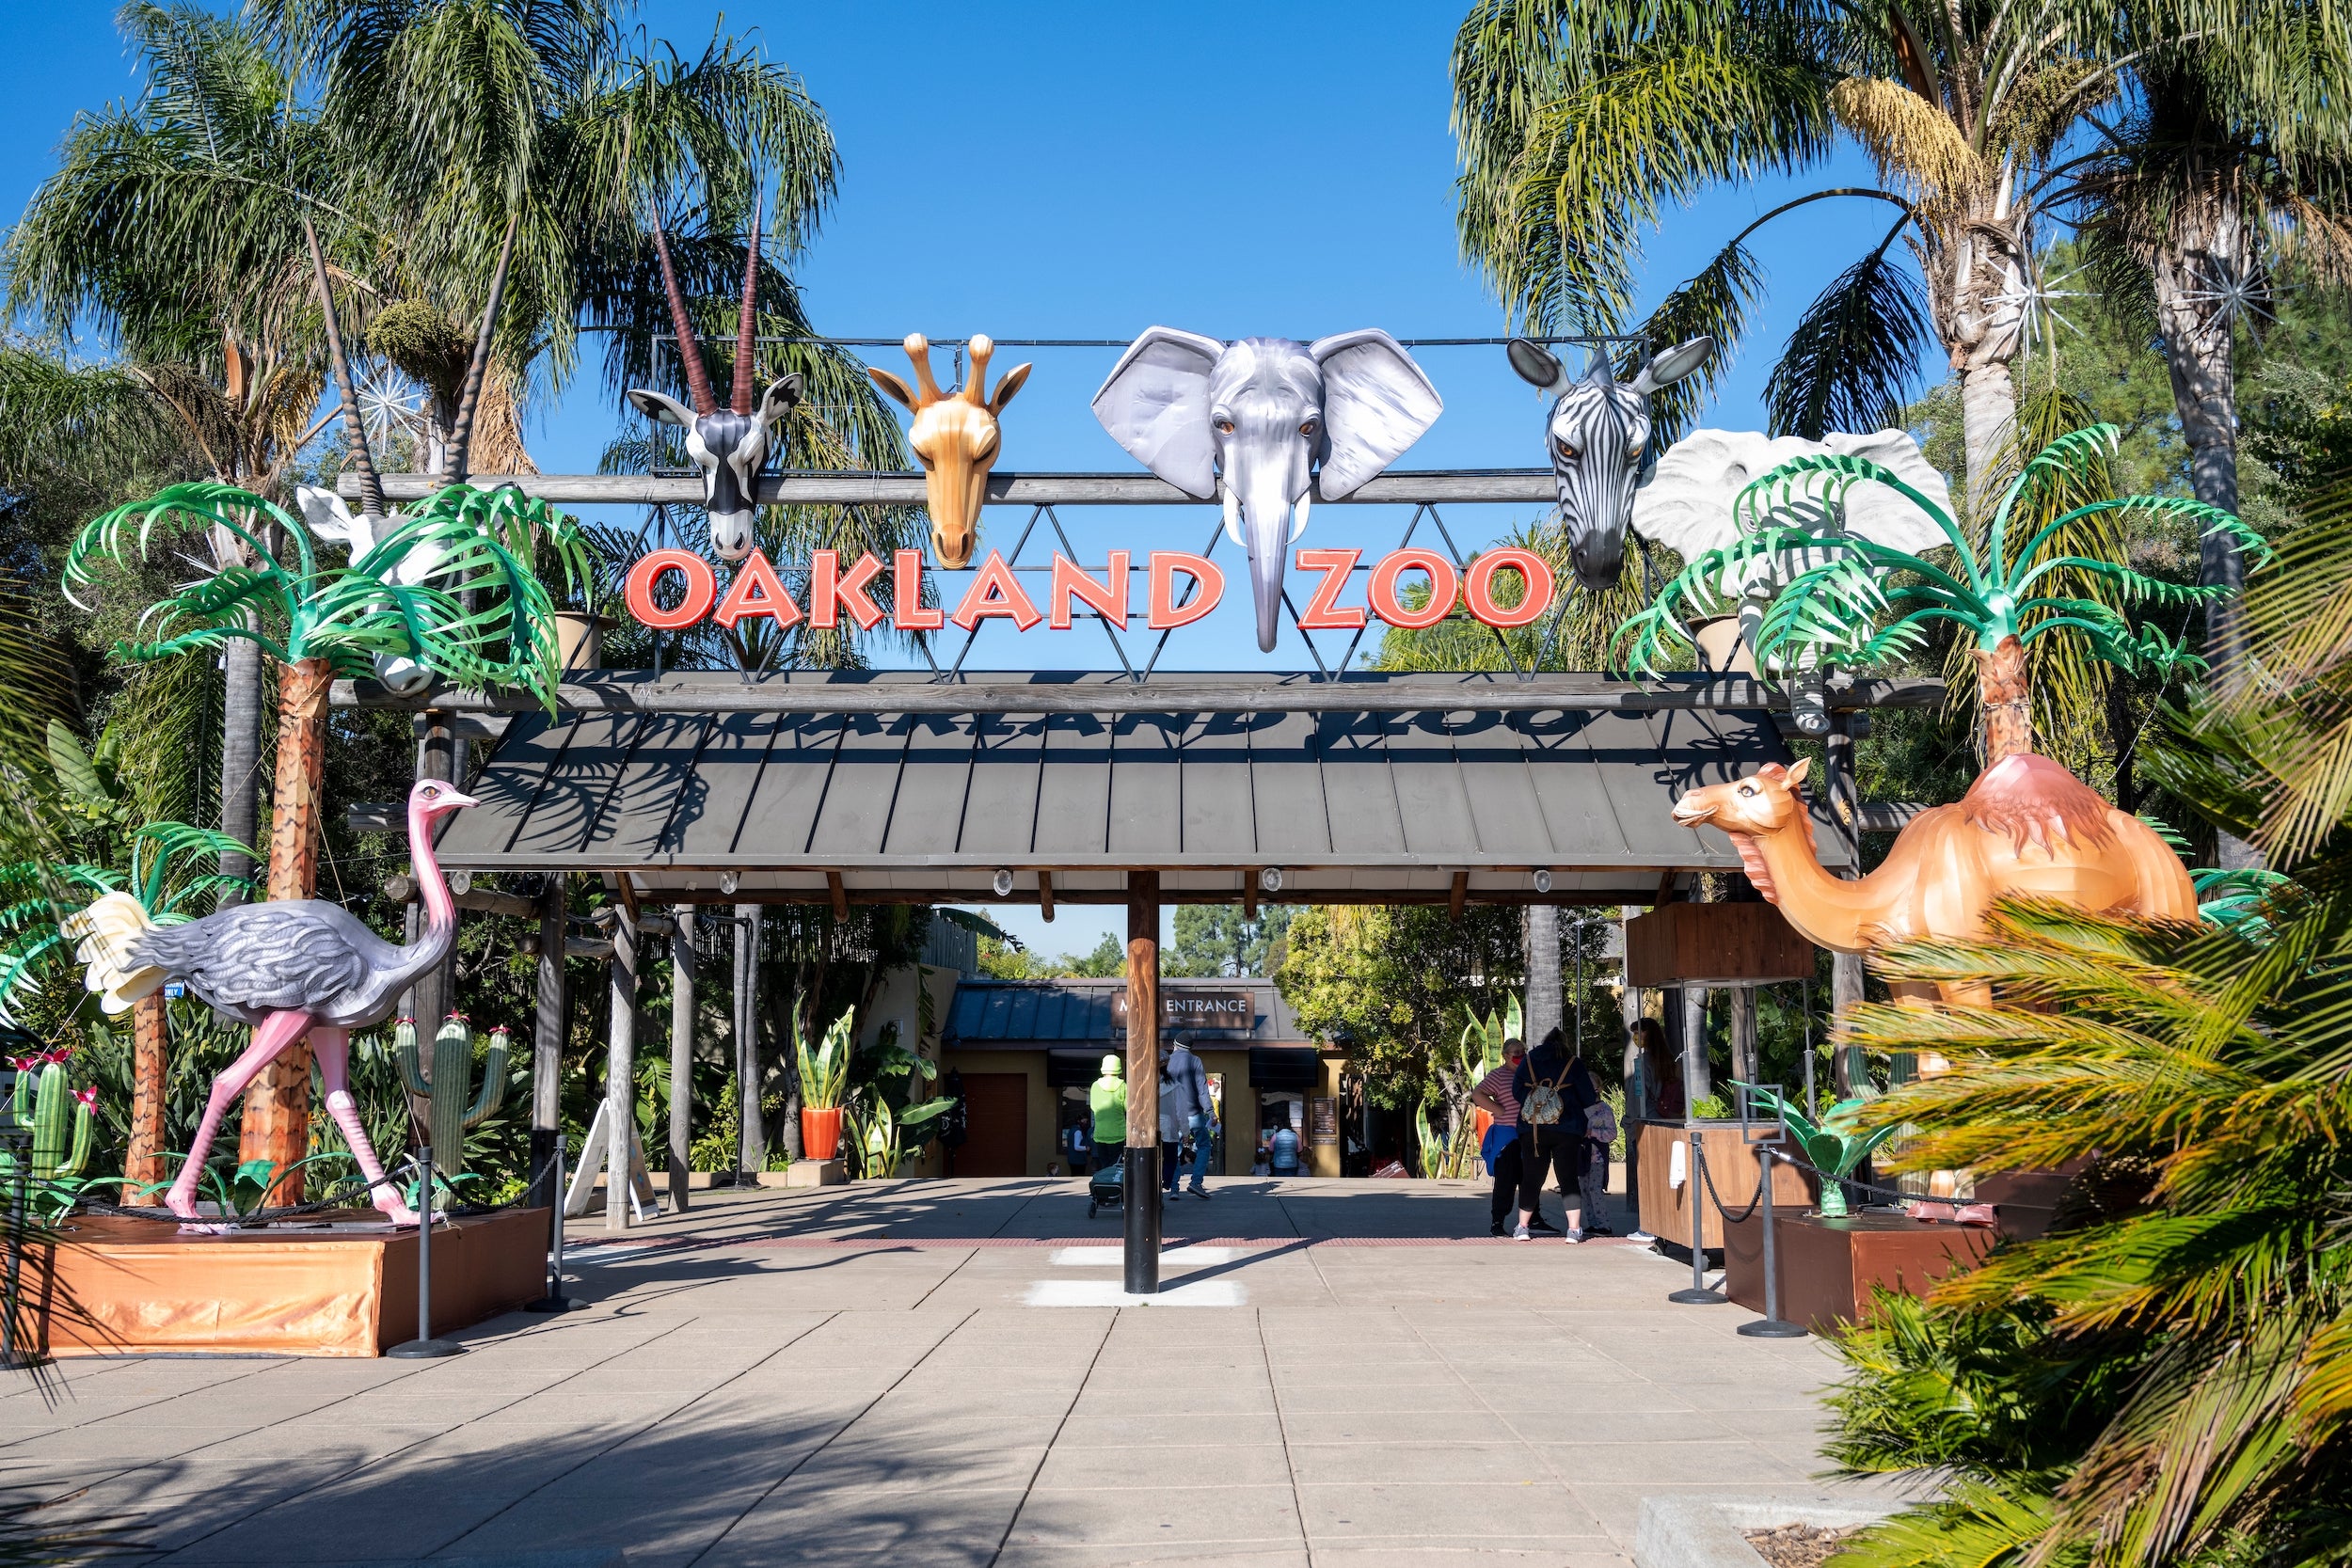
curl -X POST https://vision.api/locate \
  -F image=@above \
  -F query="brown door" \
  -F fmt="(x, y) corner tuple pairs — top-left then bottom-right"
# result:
(956, 1073), (1028, 1177)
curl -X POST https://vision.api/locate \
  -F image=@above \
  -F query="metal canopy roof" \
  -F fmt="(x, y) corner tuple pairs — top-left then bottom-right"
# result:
(431, 672), (1846, 905)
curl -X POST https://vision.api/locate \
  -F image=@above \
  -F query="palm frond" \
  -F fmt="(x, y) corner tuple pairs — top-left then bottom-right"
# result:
(1763, 235), (1933, 439)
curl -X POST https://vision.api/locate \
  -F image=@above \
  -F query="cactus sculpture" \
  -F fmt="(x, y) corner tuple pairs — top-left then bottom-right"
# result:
(0, 1053), (97, 1209)
(395, 1015), (509, 1185)
(1737, 1083), (1901, 1219)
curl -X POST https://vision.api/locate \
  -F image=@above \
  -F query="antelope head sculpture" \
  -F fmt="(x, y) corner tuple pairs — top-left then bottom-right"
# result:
(627, 208), (803, 562)
(868, 334), (1029, 568)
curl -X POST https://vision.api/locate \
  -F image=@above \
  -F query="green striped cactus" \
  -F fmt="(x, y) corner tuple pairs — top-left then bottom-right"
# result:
(395, 1016), (509, 1183)
(2, 1052), (95, 1183)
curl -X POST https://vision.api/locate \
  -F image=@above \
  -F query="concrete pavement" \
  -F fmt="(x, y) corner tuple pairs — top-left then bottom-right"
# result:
(3, 1179), (1905, 1567)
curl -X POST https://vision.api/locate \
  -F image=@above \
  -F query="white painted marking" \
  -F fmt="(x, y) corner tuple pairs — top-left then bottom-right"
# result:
(1048, 1246), (1245, 1267)
(1024, 1279), (1247, 1307)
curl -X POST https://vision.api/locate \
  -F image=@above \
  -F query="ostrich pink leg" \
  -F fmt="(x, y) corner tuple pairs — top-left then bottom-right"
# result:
(167, 1010), (315, 1230)
(311, 1027), (419, 1227)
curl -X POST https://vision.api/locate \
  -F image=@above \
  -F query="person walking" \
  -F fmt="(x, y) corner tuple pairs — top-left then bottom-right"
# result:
(1163, 1034), (1216, 1197)
(1471, 1036), (1555, 1237)
(1157, 1047), (1184, 1199)
(1088, 1054), (1128, 1175)
(1512, 1026), (1600, 1243)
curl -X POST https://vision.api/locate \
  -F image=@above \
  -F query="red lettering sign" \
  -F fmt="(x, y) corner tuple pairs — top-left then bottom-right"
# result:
(1149, 552), (1223, 629)
(1367, 547), (1458, 629)
(624, 549), (718, 630)
(617, 546), (1551, 637)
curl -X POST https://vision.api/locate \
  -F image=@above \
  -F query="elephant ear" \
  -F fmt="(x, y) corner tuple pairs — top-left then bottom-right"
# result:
(1308, 329), (1443, 499)
(1091, 326), (1225, 499)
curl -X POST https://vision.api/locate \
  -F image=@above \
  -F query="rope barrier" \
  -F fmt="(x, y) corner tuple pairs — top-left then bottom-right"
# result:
(1695, 1147), (1768, 1226)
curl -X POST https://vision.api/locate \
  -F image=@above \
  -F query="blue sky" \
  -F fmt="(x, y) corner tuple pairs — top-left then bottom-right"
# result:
(0, 2), (1914, 958)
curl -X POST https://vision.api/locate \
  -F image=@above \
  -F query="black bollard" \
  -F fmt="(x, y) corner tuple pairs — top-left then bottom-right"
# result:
(525, 1132), (585, 1313)
(1738, 1146), (1806, 1338)
(389, 1145), (463, 1357)
(1668, 1127), (1727, 1305)
(1122, 1144), (1161, 1296)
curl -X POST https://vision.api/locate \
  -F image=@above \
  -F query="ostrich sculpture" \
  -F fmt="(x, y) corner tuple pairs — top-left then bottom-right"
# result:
(66, 778), (478, 1228)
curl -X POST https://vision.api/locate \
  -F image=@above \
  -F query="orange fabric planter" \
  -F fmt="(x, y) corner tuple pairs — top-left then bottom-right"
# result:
(802, 1106), (843, 1161)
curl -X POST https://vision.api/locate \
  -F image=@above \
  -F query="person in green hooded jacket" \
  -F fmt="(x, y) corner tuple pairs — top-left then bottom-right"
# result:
(1088, 1054), (1127, 1174)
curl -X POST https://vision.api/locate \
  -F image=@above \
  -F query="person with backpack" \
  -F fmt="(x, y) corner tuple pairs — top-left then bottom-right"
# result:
(1510, 1026), (1600, 1243)
(1471, 1036), (1557, 1238)
(1581, 1084), (1618, 1237)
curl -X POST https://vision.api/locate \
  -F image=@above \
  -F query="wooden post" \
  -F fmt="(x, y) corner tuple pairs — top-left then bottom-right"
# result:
(1824, 719), (1867, 1097)
(669, 907), (696, 1212)
(1124, 871), (1162, 1296)
(528, 876), (564, 1212)
(123, 992), (167, 1205)
(733, 903), (765, 1179)
(238, 655), (336, 1201)
(606, 906), (638, 1232)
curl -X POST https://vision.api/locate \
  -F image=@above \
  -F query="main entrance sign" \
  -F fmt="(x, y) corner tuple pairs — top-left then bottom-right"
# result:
(621, 546), (1553, 636)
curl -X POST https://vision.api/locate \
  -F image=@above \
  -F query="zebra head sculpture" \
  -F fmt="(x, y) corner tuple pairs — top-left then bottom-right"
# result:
(1507, 335), (1714, 590)
(627, 207), (803, 562)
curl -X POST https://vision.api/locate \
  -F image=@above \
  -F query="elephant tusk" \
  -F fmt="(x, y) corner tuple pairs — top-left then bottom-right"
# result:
(1290, 489), (1311, 544)
(1221, 480), (1244, 547)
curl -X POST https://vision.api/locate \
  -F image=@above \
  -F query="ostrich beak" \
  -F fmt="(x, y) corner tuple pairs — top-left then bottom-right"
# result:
(437, 789), (481, 812)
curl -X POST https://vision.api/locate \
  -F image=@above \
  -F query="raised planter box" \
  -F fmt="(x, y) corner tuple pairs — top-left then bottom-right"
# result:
(24, 1208), (549, 1358)
(1723, 1208), (1996, 1332)
(1634, 1120), (1810, 1251)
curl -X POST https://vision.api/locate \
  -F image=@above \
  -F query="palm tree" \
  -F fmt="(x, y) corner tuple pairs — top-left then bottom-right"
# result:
(1614, 425), (2254, 760)
(1449, 0), (2118, 482)
(2055, 17), (2352, 690)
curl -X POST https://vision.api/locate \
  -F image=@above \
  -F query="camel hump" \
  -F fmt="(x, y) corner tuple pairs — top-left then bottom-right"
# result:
(1958, 753), (2116, 855)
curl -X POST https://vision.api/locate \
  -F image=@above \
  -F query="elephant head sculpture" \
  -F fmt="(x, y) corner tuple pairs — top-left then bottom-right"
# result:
(627, 206), (803, 562)
(1506, 335), (1714, 591)
(868, 334), (1030, 568)
(1093, 328), (1442, 652)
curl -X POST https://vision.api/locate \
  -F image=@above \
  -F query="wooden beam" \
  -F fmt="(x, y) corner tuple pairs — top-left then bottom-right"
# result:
(1656, 870), (1680, 905)
(1038, 871), (1054, 923)
(1124, 870), (1162, 1296)
(342, 467), (1562, 508)
(383, 875), (538, 918)
(1242, 876), (1257, 921)
(609, 871), (642, 923)
(826, 871), (849, 922)
(1449, 871), (1469, 921)
(334, 673), (1942, 717)
(615, 885), (1651, 909)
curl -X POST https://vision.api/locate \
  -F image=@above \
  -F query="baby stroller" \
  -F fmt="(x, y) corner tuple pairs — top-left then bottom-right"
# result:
(1086, 1152), (1126, 1218)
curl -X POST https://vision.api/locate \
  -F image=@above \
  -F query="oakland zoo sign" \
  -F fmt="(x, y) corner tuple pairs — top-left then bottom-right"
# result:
(620, 546), (1556, 636)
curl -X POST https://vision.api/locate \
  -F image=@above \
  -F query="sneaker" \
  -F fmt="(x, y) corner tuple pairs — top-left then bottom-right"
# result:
(1163, 1189), (1181, 1201)
(1565, 1228), (1586, 1244)
(1488, 1220), (1506, 1238)
(1627, 1229), (1657, 1244)
(1512, 1224), (1532, 1241)
(1187, 1185), (1210, 1198)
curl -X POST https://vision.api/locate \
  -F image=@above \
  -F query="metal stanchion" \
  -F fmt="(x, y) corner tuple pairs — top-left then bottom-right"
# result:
(1668, 1126), (1726, 1305)
(1738, 1146), (1806, 1338)
(389, 1145), (463, 1358)
(526, 1132), (585, 1313)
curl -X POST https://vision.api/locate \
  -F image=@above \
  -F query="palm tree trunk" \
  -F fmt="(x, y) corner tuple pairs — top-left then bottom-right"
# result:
(1958, 356), (2018, 501)
(236, 656), (334, 1200)
(122, 991), (167, 1205)
(1975, 634), (2035, 762)
(2153, 204), (2262, 872)
(1523, 905), (1562, 1048)
(216, 631), (262, 901)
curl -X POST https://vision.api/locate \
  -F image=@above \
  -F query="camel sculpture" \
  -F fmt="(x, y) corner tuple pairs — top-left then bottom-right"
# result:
(870, 333), (1030, 568)
(66, 777), (477, 1229)
(1672, 754), (2197, 1004)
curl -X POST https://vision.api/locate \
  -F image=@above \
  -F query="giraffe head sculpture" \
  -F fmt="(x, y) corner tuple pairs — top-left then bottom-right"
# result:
(868, 334), (1030, 568)
(626, 206), (803, 562)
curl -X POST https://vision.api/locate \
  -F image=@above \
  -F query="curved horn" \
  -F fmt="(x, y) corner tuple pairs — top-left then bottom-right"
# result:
(904, 334), (944, 404)
(648, 210), (717, 418)
(443, 210), (520, 483)
(964, 335), (993, 404)
(731, 194), (761, 417)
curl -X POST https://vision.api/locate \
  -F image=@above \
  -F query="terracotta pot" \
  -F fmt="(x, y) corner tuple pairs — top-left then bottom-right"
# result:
(554, 612), (612, 671)
(801, 1106), (843, 1162)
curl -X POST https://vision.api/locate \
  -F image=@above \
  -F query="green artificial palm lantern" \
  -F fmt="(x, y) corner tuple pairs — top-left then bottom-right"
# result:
(1614, 424), (2265, 761)
(1740, 1083), (1901, 1218)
